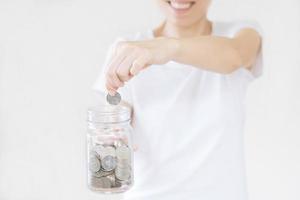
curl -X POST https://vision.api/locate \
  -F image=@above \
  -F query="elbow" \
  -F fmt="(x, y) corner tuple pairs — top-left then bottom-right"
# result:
(221, 48), (243, 74)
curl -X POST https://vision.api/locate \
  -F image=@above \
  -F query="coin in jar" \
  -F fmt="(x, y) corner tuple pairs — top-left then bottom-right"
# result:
(93, 145), (105, 157)
(103, 146), (116, 157)
(89, 155), (101, 173)
(117, 158), (130, 168)
(116, 145), (130, 159)
(115, 179), (130, 188)
(101, 155), (117, 171)
(106, 92), (121, 105)
(92, 169), (113, 178)
(106, 174), (116, 187)
(90, 177), (112, 188)
(115, 167), (131, 181)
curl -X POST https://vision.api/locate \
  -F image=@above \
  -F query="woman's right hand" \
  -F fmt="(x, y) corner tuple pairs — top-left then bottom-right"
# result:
(105, 37), (179, 95)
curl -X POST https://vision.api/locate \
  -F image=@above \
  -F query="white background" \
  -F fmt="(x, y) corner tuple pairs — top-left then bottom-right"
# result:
(0, 0), (299, 200)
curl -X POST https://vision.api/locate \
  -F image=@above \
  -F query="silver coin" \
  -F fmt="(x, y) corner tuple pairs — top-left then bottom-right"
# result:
(106, 92), (121, 105)
(115, 179), (131, 188)
(93, 145), (106, 157)
(117, 159), (130, 168)
(89, 155), (101, 173)
(93, 145), (105, 153)
(101, 155), (117, 171)
(94, 145), (116, 158)
(92, 169), (113, 178)
(116, 164), (131, 170)
(116, 145), (130, 159)
(90, 177), (112, 188)
(115, 180), (124, 188)
(115, 181), (122, 188)
(99, 177), (112, 188)
(115, 167), (131, 181)
(117, 155), (131, 164)
(106, 174), (116, 187)
(103, 146), (116, 157)
(89, 150), (100, 159)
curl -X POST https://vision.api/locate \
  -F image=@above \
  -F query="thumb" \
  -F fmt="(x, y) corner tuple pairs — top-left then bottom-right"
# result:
(130, 56), (148, 75)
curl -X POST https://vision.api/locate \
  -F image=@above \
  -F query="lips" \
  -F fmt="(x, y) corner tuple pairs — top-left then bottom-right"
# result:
(167, 1), (195, 10)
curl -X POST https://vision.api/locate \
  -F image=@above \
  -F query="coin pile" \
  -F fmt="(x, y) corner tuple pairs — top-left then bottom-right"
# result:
(106, 92), (121, 105)
(88, 141), (132, 190)
(115, 145), (131, 181)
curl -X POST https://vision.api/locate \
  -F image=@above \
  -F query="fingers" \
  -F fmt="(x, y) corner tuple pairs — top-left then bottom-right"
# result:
(130, 54), (149, 75)
(105, 42), (150, 93)
(117, 50), (138, 82)
(105, 45), (127, 94)
(105, 78), (118, 95)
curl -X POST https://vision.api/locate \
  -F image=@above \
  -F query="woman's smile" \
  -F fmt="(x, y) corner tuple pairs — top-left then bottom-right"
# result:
(167, 0), (196, 14)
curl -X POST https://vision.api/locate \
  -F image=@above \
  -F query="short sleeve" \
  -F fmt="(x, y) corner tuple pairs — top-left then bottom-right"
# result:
(228, 20), (264, 82)
(92, 37), (133, 105)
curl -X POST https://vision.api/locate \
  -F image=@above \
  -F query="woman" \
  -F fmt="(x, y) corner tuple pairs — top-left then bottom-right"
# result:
(93, 0), (263, 199)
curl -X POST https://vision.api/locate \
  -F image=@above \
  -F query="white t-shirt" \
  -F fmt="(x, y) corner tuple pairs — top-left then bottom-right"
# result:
(93, 20), (263, 200)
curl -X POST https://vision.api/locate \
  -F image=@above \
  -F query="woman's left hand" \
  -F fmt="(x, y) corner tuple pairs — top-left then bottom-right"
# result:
(105, 37), (178, 95)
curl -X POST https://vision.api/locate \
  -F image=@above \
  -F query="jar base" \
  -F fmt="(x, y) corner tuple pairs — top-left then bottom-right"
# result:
(88, 183), (133, 194)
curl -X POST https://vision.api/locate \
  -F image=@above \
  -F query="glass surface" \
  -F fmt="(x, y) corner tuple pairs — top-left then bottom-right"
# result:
(86, 106), (134, 193)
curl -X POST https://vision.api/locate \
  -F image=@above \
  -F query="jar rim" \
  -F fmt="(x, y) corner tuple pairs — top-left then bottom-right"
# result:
(87, 105), (131, 123)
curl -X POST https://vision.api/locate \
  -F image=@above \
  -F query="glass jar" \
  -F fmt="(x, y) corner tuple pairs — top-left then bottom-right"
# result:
(86, 105), (134, 193)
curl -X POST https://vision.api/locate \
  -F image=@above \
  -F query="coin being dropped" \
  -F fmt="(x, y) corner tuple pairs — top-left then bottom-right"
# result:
(106, 92), (121, 105)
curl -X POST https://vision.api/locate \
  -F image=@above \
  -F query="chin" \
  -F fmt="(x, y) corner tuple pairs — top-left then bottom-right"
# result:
(167, 15), (204, 27)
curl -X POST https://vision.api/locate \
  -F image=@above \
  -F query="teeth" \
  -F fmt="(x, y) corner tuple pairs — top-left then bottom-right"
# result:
(170, 1), (192, 9)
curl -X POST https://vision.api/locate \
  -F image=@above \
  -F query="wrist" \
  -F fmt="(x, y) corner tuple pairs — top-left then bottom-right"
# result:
(163, 37), (181, 61)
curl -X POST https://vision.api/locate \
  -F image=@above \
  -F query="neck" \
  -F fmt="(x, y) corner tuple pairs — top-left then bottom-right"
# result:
(154, 17), (212, 38)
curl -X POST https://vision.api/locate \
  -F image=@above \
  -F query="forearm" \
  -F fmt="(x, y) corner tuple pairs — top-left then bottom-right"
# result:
(171, 36), (243, 74)
(104, 31), (260, 93)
